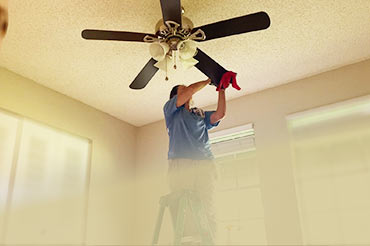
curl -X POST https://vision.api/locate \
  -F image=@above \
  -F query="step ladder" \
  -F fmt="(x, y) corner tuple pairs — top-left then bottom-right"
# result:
(151, 189), (214, 245)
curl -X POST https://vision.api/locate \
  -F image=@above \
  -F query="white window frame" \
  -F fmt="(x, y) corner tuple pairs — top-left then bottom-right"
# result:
(209, 123), (267, 245)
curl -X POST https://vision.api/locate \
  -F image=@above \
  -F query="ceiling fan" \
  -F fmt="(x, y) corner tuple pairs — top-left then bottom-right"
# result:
(81, 0), (270, 89)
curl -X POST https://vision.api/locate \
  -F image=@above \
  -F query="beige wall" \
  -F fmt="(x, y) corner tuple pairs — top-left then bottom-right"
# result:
(0, 67), (137, 245)
(134, 59), (370, 245)
(1, 58), (370, 245)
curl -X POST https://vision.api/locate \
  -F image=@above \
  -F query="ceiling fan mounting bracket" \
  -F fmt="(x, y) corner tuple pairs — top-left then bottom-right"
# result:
(155, 17), (192, 35)
(149, 17), (203, 51)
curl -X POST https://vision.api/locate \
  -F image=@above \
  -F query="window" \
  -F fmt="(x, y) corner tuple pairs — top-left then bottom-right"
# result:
(287, 96), (370, 245)
(209, 124), (267, 245)
(0, 112), (19, 237)
(0, 109), (91, 244)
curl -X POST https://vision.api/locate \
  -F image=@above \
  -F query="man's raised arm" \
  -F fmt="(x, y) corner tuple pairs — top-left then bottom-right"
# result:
(176, 78), (211, 107)
(210, 90), (226, 124)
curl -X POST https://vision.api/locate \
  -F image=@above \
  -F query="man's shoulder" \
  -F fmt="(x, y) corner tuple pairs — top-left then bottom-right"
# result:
(163, 95), (177, 108)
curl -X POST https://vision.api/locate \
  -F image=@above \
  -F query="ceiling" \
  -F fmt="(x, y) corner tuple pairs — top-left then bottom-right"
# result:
(1, 0), (370, 127)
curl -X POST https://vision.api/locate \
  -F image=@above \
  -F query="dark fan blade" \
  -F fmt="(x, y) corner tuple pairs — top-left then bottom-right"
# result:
(81, 29), (156, 42)
(129, 58), (159, 89)
(160, 0), (182, 26)
(192, 11), (270, 42)
(194, 49), (227, 86)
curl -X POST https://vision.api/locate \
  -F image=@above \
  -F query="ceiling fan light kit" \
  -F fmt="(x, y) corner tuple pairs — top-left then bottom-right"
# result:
(146, 18), (204, 76)
(81, 0), (270, 89)
(149, 42), (170, 61)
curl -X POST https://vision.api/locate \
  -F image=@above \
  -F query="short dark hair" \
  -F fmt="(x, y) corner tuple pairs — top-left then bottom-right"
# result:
(170, 85), (180, 99)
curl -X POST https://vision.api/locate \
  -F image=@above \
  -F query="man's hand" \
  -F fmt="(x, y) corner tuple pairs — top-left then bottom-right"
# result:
(215, 71), (240, 91)
(208, 78), (218, 87)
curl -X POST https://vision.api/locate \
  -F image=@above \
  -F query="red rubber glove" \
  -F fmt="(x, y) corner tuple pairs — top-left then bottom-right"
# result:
(216, 71), (241, 91)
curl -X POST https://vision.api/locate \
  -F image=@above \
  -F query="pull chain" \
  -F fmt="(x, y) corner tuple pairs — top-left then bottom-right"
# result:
(173, 51), (177, 69)
(165, 56), (169, 81)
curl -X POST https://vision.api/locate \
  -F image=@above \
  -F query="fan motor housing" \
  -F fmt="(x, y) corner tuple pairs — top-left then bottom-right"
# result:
(155, 16), (193, 33)
(155, 16), (194, 44)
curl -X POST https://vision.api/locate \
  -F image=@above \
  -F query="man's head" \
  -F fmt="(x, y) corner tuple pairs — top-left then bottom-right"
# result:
(0, 0), (8, 47)
(170, 84), (188, 99)
(170, 85), (180, 99)
(169, 84), (193, 107)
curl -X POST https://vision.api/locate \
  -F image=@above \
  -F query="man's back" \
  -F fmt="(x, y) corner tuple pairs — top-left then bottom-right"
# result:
(163, 95), (219, 160)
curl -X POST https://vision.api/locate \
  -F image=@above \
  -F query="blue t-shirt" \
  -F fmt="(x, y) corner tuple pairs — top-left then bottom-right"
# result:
(163, 95), (220, 160)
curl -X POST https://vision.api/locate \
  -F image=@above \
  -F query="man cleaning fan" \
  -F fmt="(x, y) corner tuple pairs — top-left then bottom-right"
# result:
(163, 72), (240, 245)
(81, 0), (268, 243)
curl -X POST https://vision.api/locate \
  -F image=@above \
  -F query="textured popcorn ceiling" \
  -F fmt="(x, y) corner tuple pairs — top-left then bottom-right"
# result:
(0, 0), (370, 126)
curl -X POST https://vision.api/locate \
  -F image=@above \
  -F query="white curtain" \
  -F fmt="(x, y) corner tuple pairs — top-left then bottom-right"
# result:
(0, 112), (19, 238)
(288, 96), (370, 244)
(0, 111), (91, 244)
